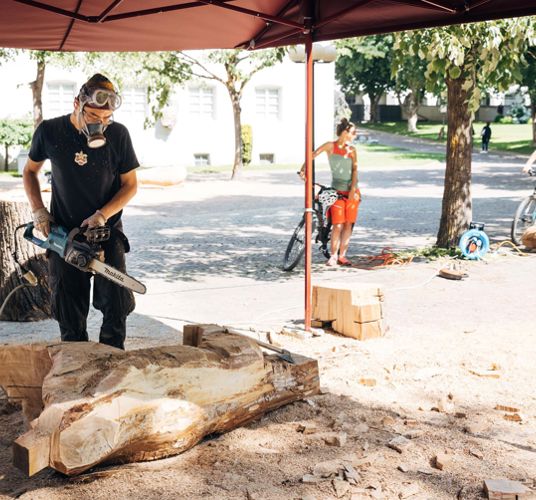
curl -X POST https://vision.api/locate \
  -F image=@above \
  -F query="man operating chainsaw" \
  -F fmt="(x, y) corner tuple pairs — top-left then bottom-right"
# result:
(23, 73), (139, 350)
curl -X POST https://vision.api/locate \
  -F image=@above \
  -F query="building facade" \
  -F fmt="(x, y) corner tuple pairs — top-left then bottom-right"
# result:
(0, 52), (335, 170)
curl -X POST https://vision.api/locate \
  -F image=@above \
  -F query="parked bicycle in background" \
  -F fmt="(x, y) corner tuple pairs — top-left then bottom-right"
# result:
(282, 183), (341, 271)
(511, 166), (536, 245)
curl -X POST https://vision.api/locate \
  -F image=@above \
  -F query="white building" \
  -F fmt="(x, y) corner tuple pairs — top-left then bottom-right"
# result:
(0, 51), (335, 170)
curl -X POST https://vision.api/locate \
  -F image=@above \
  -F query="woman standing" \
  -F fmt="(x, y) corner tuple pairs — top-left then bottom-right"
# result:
(300, 118), (360, 266)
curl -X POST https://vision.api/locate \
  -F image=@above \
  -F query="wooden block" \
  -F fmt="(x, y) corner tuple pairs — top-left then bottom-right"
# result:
(521, 226), (536, 249)
(350, 320), (384, 341)
(353, 301), (382, 323)
(483, 479), (529, 499)
(182, 325), (199, 346)
(13, 432), (50, 476)
(312, 283), (384, 340)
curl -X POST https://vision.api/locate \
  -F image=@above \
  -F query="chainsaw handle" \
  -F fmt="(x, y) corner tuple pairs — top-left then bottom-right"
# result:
(23, 222), (47, 248)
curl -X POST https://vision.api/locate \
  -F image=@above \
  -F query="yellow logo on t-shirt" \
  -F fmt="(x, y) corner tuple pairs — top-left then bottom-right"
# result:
(74, 150), (88, 166)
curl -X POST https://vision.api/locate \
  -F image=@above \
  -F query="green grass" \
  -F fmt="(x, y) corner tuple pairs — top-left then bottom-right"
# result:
(361, 121), (534, 155)
(0, 170), (21, 177)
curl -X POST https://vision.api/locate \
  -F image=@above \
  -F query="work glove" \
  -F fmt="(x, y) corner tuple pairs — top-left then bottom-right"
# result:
(32, 207), (53, 237)
(81, 210), (107, 229)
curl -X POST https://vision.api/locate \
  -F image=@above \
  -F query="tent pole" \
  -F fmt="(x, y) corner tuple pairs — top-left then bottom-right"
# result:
(304, 33), (313, 331)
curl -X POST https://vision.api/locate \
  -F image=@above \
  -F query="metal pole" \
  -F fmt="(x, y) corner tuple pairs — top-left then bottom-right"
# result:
(304, 33), (313, 331)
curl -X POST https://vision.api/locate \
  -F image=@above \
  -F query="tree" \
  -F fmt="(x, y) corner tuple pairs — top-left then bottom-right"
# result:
(27, 51), (77, 129)
(180, 49), (285, 179)
(392, 34), (429, 132)
(335, 35), (394, 123)
(397, 20), (535, 248)
(520, 46), (536, 144)
(0, 119), (32, 171)
(82, 51), (192, 127)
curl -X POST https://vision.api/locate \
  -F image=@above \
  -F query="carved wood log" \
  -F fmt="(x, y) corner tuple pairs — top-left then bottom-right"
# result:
(0, 200), (52, 321)
(0, 325), (319, 476)
(521, 226), (536, 249)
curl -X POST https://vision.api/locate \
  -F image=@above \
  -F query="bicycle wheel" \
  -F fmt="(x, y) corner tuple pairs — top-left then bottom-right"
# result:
(511, 196), (536, 245)
(282, 217), (316, 271)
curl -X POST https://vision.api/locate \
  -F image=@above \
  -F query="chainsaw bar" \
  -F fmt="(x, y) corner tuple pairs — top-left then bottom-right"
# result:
(88, 259), (146, 294)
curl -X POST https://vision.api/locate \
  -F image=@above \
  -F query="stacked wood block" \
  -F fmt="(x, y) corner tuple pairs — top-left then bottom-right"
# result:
(312, 282), (385, 340)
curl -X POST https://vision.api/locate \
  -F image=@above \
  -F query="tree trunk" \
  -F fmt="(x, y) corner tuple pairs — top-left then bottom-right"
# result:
(4, 144), (8, 171)
(0, 200), (52, 321)
(531, 100), (536, 146)
(403, 91), (419, 132)
(436, 76), (474, 248)
(30, 60), (45, 129)
(230, 91), (242, 180)
(0, 325), (320, 476)
(369, 94), (381, 123)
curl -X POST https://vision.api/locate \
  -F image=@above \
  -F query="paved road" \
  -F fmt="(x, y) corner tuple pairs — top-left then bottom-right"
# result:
(0, 132), (533, 343)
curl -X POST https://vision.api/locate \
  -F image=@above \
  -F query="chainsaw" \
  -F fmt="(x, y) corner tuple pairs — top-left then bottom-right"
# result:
(23, 222), (146, 294)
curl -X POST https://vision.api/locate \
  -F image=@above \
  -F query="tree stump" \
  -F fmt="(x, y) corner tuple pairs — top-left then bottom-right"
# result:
(0, 325), (320, 476)
(0, 200), (52, 321)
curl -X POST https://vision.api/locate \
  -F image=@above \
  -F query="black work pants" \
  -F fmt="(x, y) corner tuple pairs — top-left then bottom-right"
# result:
(48, 230), (135, 350)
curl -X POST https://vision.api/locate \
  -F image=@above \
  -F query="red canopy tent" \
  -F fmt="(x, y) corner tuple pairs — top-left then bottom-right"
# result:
(2, 0), (536, 328)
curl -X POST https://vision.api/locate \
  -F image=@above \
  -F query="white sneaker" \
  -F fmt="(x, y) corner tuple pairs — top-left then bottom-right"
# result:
(326, 255), (338, 266)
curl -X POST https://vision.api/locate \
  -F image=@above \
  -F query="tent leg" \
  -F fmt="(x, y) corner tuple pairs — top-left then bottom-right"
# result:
(304, 34), (313, 331)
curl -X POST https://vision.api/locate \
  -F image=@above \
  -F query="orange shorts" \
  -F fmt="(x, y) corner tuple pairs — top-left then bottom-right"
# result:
(329, 191), (360, 224)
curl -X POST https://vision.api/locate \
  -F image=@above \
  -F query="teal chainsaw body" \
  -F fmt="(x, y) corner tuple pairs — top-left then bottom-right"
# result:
(23, 222), (146, 294)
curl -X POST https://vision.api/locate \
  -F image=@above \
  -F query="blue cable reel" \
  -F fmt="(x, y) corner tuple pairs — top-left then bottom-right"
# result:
(458, 222), (490, 260)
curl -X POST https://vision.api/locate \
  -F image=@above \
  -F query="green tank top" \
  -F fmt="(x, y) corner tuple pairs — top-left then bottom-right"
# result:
(328, 141), (354, 191)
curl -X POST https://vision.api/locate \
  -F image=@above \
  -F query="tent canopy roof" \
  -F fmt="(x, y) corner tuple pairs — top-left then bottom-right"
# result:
(2, 0), (536, 52)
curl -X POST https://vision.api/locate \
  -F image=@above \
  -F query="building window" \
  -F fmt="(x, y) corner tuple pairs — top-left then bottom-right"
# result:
(189, 87), (215, 117)
(255, 88), (280, 119)
(259, 153), (274, 164)
(45, 82), (76, 117)
(194, 153), (210, 166)
(114, 87), (147, 122)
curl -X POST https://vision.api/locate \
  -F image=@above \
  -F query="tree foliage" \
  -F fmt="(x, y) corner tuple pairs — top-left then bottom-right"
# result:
(82, 52), (192, 126)
(520, 45), (536, 144)
(335, 35), (394, 122)
(0, 119), (33, 170)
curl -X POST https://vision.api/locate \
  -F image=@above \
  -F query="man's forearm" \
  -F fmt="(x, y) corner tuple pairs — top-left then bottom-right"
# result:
(100, 183), (137, 221)
(23, 169), (45, 211)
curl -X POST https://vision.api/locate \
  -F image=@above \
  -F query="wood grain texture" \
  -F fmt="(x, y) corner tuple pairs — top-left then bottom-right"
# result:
(0, 328), (319, 476)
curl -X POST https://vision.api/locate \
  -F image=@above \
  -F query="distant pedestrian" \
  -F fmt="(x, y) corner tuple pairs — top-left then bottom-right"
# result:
(481, 122), (492, 152)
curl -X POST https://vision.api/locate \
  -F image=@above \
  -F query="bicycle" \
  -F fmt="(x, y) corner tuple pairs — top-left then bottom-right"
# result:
(282, 183), (342, 271)
(511, 168), (536, 245)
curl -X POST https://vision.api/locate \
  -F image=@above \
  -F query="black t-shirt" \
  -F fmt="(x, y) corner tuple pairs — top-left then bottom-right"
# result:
(29, 114), (139, 229)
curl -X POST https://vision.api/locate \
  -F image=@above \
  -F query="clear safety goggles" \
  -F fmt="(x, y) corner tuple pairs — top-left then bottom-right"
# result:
(81, 87), (122, 110)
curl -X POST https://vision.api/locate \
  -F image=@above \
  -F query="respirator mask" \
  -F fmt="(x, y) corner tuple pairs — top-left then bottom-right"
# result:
(78, 85), (122, 148)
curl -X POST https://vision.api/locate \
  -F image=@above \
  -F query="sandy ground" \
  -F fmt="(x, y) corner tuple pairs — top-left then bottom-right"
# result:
(1, 137), (535, 499)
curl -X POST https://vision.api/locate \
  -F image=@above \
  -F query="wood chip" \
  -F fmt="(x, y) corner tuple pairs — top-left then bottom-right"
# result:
(433, 452), (452, 470)
(297, 422), (318, 435)
(495, 404), (520, 413)
(469, 369), (500, 379)
(302, 474), (325, 483)
(323, 432), (347, 447)
(399, 483), (420, 498)
(387, 436), (412, 453)
(332, 479), (350, 498)
(398, 464), (409, 473)
(503, 413), (522, 422)
(359, 378), (377, 387)
(483, 479), (528, 498)
(469, 449), (483, 460)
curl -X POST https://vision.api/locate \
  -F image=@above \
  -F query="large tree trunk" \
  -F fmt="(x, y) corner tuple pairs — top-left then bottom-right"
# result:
(4, 144), (8, 171)
(531, 99), (536, 146)
(0, 325), (320, 476)
(436, 76), (474, 248)
(403, 91), (419, 133)
(0, 201), (52, 321)
(30, 60), (45, 129)
(230, 91), (242, 180)
(369, 93), (381, 123)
